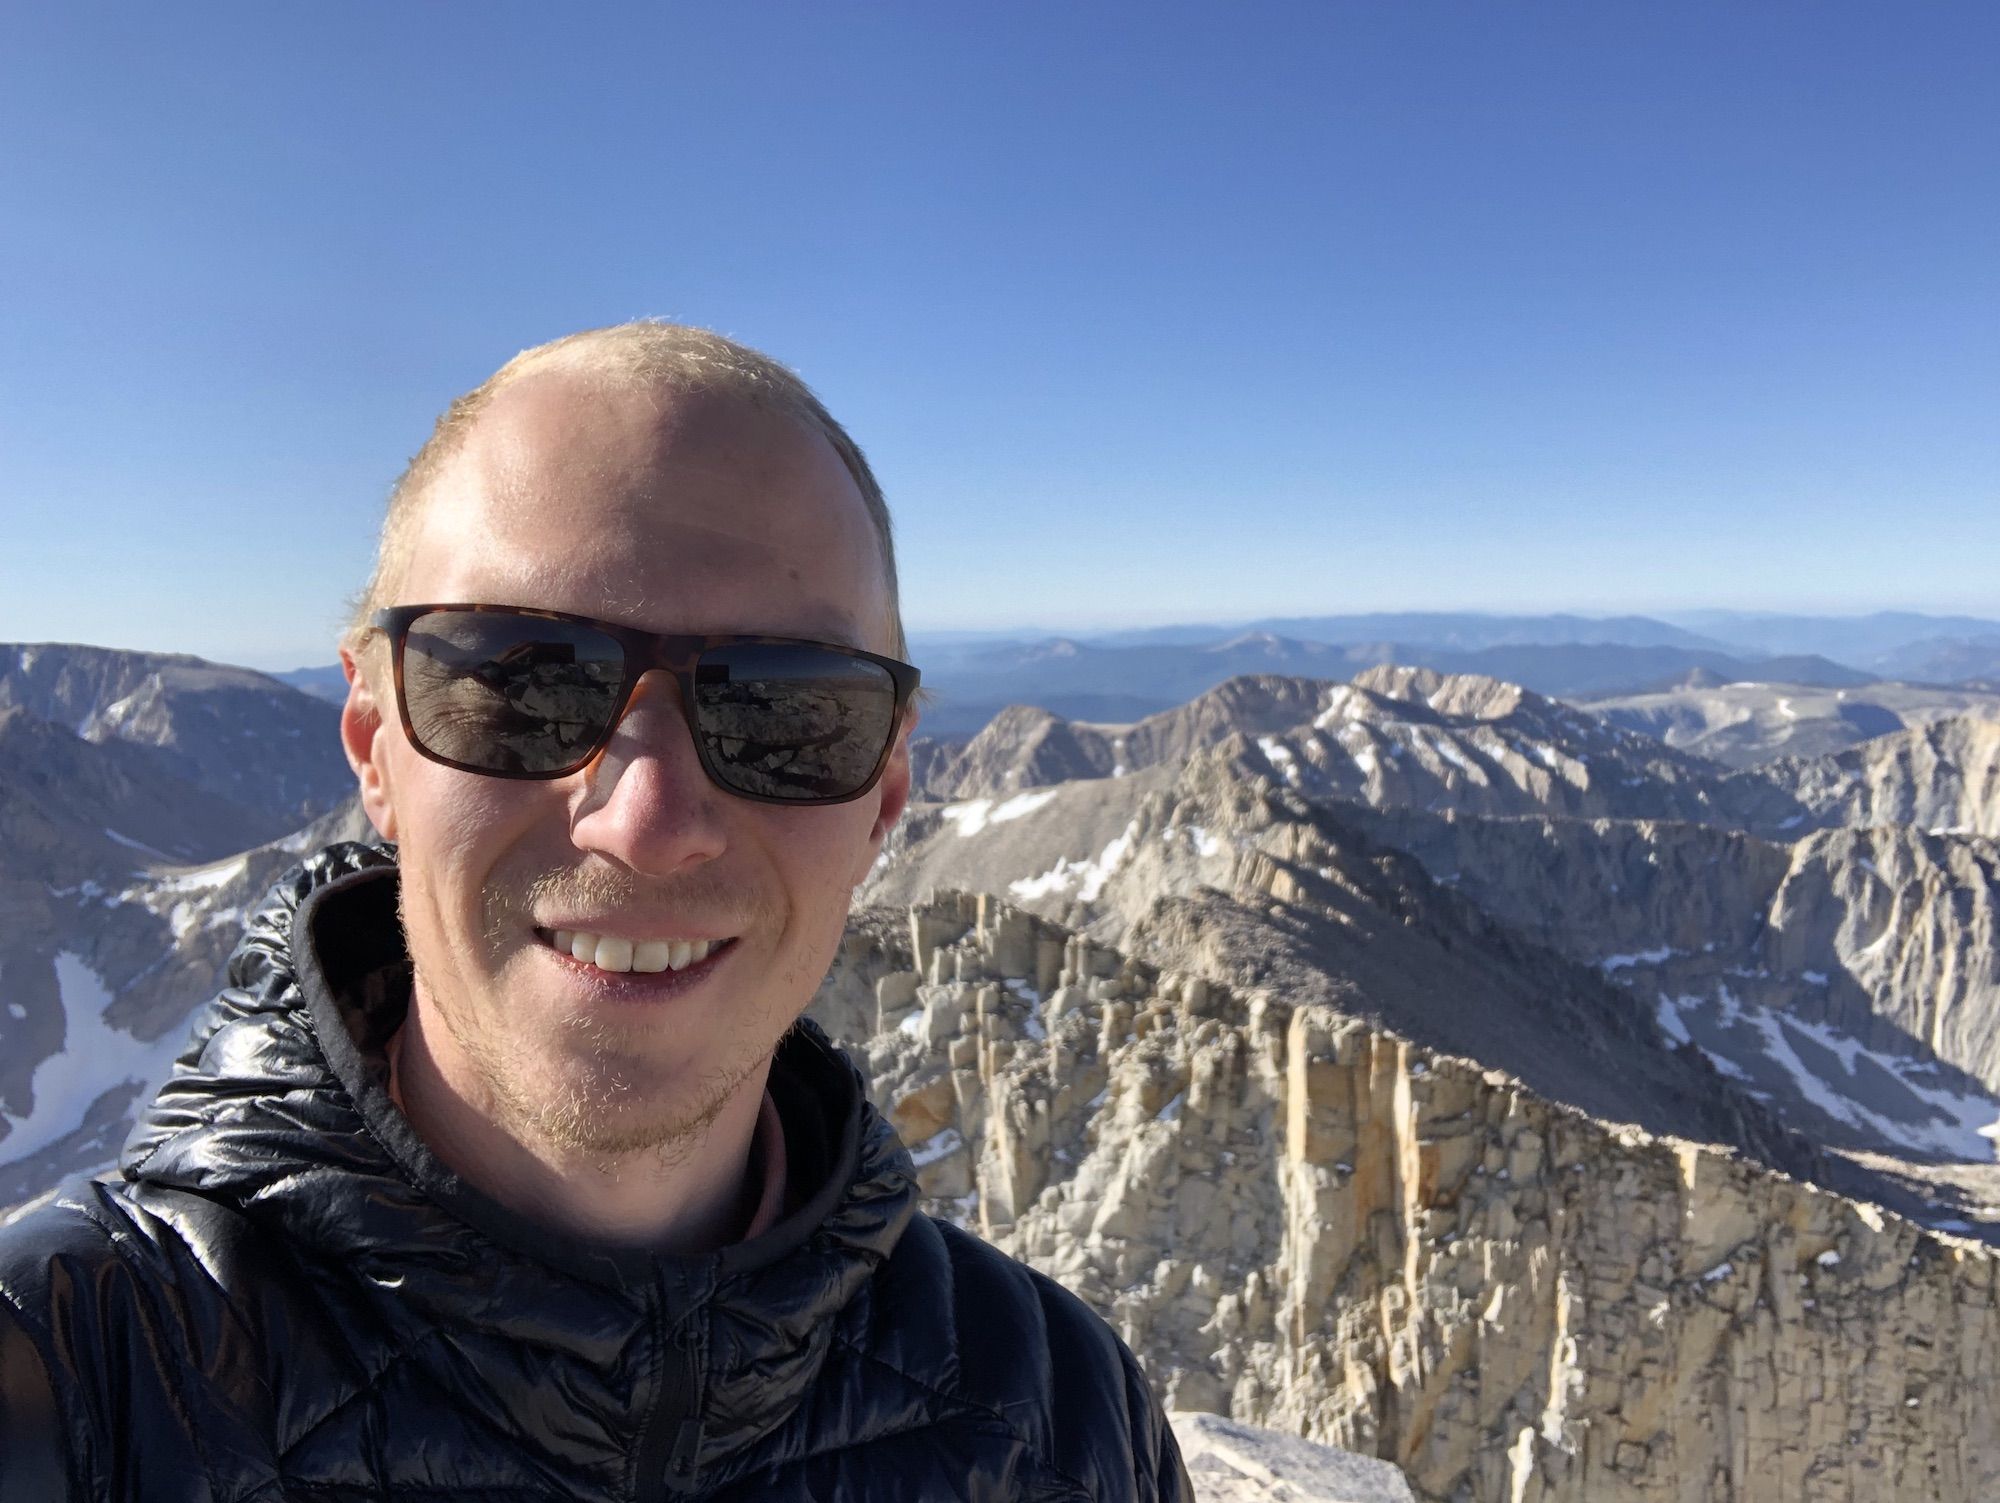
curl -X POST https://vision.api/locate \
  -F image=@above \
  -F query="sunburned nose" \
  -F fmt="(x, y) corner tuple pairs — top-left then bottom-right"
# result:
(566, 671), (728, 876)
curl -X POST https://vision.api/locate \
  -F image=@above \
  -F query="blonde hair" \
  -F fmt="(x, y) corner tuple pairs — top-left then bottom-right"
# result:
(346, 321), (907, 666)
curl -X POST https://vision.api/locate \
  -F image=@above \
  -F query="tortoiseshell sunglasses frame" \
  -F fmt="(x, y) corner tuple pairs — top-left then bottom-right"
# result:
(368, 603), (921, 806)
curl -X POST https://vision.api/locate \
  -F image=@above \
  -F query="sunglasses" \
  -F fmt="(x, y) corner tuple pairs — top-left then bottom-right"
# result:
(370, 604), (920, 806)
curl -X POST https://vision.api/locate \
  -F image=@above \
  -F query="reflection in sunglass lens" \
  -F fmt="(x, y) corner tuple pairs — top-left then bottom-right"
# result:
(401, 611), (625, 774)
(693, 643), (898, 801)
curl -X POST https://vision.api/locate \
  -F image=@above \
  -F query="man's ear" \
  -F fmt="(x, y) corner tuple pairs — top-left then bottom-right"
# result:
(855, 714), (916, 884)
(340, 642), (399, 842)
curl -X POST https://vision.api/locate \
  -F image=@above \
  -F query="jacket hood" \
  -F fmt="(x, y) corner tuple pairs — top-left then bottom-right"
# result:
(119, 840), (922, 1469)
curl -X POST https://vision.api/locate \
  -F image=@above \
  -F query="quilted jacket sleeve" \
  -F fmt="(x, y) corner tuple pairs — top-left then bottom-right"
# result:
(0, 1291), (75, 1501)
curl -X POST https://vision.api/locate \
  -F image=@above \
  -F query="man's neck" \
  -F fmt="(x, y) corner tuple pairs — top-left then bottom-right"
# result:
(388, 998), (770, 1254)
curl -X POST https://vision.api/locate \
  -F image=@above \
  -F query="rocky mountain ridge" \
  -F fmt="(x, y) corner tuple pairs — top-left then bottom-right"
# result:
(1, 643), (350, 830)
(876, 668), (2000, 1243)
(0, 797), (375, 1207)
(1579, 677), (2000, 768)
(815, 892), (2000, 1502)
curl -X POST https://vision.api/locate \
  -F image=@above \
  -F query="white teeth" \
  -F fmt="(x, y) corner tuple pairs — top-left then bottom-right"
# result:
(547, 930), (722, 974)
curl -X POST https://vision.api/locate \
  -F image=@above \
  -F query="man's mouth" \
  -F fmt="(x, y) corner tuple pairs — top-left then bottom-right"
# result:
(535, 927), (735, 975)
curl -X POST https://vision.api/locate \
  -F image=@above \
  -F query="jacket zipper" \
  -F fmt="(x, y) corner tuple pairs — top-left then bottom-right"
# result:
(635, 1285), (705, 1502)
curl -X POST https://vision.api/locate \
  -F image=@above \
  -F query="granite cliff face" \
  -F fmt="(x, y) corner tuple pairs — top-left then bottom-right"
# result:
(877, 671), (2000, 1237)
(1767, 716), (2000, 839)
(812, 894), (2000, 1503)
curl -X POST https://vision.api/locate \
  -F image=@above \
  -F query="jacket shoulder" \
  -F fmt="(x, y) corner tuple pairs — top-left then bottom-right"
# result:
(0, 1270), (77, 1500)
(840, 1213), (1189, 1502)
(0, 1183), (139, 1500)
(0, 1176), (325, 1500)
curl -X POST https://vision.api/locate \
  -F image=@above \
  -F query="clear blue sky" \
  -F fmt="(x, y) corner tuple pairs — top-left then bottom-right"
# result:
(2, 3), (1995, 670)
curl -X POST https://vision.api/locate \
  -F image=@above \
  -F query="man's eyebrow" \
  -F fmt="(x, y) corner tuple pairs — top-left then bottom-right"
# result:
(791, 619), (869, 649)
(576, 583), (870, 649)
(768, 604), (872, 648)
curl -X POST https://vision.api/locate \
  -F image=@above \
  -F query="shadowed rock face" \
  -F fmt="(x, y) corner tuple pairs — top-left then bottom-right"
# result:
(0, 798), (377, 1209)
(0, 707), (281, 869)
(1344, 811), (2000, 1154)
(815, 894), (2000, 1503)
(0, 644), (366, 1203)
(1, 643), (349, 830)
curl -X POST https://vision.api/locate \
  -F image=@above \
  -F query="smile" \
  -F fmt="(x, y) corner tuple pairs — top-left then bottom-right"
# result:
(536, 928), (734, 974)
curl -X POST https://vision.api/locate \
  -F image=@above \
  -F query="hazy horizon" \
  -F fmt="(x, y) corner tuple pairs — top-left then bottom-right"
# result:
(9, 603), (2000, 677)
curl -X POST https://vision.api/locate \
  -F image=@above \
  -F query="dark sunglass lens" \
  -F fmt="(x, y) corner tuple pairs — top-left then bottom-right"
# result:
(692, 644), (898, 801)
(400, 611), (625, 774)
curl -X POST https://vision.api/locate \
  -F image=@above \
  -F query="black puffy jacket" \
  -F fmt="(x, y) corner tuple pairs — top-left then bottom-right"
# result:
(0, 844), (1192, 1501)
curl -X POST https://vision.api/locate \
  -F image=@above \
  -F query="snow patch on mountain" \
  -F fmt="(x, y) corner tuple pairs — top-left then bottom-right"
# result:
(1653, 989), (2000, 1161)
(940, 789), (1062, 838)
(0, 952), (183, 1168)
(1009, 819), (1141, 903)
(103, 827), (171, 859)
(1600, 946), (1679, 973)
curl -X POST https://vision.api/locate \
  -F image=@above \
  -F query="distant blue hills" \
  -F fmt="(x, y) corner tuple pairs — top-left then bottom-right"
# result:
(266, 610), (2000, 739)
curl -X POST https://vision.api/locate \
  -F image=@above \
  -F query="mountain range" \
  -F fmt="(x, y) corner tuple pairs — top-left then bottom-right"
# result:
(878, 666), (2000, 1226)
(270, 609), (2000, 738)
(10, 624), (2000, 1499)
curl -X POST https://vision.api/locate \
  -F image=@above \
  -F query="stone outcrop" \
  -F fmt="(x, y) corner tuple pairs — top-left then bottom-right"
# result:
(813, 893), (2000, 1503)
(871, 744), (1835, 1193)
(1765, 716), (2000, 840)
(1168, 1410), (1416, 1501)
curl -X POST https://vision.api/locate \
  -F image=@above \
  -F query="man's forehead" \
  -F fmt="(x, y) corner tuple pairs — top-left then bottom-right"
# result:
(466, 374), (829, 503)
(453, 548), (875, 649)
(405, 371), (891, 648)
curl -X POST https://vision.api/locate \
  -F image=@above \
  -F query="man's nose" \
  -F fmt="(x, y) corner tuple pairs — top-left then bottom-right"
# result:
(567, 670), (728, 877)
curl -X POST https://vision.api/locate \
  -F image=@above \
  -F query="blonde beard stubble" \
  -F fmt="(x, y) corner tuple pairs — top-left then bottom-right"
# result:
(400, 862), (794, 1173)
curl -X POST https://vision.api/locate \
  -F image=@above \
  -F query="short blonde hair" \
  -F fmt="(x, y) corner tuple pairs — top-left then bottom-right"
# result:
(346, 321), (907, 666)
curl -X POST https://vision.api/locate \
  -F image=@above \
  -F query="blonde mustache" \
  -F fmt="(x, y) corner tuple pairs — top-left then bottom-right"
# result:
(480, 863), (781, 948)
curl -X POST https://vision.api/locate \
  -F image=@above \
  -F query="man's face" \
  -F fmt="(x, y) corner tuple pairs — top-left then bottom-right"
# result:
(341, 373), (910, 1159)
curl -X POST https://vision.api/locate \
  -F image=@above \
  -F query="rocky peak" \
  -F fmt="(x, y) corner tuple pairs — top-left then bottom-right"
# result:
(1764, 712), (2000, 837)
(0, 642), (348, 828)
(816, 892), (2000, 1502)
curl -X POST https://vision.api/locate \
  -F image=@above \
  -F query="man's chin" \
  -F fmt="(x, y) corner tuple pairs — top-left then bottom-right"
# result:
(491, 1051), (757, 1163)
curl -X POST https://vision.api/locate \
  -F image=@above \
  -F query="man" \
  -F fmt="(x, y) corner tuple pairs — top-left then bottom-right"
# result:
(0, 323), (1193, 1501)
